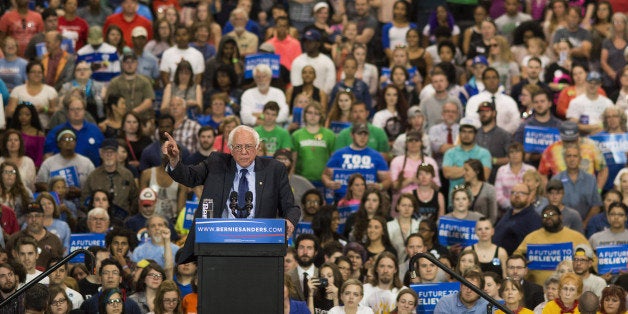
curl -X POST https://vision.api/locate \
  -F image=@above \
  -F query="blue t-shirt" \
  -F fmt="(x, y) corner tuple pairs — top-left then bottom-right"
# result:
(44, 121), (104, 166)
(326, 146), (388, 199)
(0, 58), (27, 90)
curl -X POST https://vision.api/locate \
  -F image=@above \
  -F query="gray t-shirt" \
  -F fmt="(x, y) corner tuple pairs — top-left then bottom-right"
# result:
(589, 229), (628, 250)
(419, 95), (462, 130)
(552, 27), (592, 47)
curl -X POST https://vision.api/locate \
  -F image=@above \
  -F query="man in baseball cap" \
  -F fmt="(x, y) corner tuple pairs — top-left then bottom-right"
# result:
(130, 26), (159, 80)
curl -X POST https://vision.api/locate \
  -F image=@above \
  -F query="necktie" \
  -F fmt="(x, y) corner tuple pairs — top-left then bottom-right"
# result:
(491, 95), (496, 107)
(446, 127), (453, 144)
(303, 272), (309, 299)
(238, 169), (249, 209)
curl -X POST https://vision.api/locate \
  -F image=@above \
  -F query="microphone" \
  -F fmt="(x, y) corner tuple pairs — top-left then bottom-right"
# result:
(245, 191), (253, 205)
(229, 191), (239, 217)
(243, 191), (253, 218)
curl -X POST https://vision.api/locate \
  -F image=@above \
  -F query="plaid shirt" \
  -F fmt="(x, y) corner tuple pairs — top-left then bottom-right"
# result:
(173, 118), (201, 154)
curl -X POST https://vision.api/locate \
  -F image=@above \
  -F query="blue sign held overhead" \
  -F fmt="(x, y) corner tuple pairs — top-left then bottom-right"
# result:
(527, 242), (573, 270)
(437, 217), (478, 247)
(589, 133), (628, 165)
(337, 203), (359, 235)
(523, 126), (561, 153)
(50, 166), (80, 188)
(183, 200), (198, 230)
(597, 245), (628, 274)
(244, 54), (281, 79)
(411, 282), (460, 314)
(195, 219), (286, 244)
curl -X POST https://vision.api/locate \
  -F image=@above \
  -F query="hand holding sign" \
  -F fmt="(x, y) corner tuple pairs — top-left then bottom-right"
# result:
(162, 132), (180, 168)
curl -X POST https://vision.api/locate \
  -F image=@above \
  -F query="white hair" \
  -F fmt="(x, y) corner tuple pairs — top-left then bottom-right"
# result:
(253, 64), (272, 77)
(88, 207), (110, 220)
(228, 125), (260, 148)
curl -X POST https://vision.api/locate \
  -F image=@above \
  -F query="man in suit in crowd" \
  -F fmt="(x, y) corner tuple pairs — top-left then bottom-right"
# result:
(163, 125), (301, 264)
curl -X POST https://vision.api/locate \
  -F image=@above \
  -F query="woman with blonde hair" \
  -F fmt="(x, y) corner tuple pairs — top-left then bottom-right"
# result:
(325, 91), (355, 131)
(522, 169), (549, 215)
(488, 35), (521, 92)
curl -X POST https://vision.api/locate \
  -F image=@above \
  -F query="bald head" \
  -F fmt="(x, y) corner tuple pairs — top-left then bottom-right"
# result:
(578, 291), (599, 314)
(45, 31), (62, 53)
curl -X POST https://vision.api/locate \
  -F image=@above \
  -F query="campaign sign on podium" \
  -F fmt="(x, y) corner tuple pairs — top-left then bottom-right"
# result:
(195, 219), (286, 244)
(194, 218), (286, 313)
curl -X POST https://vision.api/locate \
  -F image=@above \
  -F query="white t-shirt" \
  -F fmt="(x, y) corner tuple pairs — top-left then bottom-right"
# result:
(566, 94), (614, 126)
(239, 87), (289, 125)
(10, 84), (57, 129)
(159, 46), (206, 82)
(290, 53), (336, 94)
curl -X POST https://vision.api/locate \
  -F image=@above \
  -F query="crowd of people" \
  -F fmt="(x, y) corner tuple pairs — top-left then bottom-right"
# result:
(0, 0), (628, 312)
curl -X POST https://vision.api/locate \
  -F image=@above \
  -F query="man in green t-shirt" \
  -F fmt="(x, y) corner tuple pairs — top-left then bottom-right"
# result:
(333, 102), (390, 160)
(254, 101), (293, 156)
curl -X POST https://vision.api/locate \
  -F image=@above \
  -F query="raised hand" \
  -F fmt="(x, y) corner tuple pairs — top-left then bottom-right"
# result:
(162, 132), (180, 168)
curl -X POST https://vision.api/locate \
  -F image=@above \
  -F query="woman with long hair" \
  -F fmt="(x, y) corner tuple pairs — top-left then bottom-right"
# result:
(382, 1), (416, 61)
(0, 161), (33, 223)
(488, 35), (521, 92)
(99, 288), (125, 314)
(99, 94), (127, 138)
(311, 205), (343, 246)
(150, 280), (183, 314)
(590, 1), (614, 72)
(464, 218), (508, 277)
(186, 2), (221, 45)
(337, 174), (366, 210)
(483, 271), (504, 303)
(463, 5), (489, 55)
(6, 60), (58, 130)
(543, 0), (569, 40)
(522, 169), (549, 215)
(464, 159), (498, 223)
(422, 5), (460, 47)
(390, 289), (418, 314)
(445, 185), (484, 221)
(161, 60), (202, 115)
(614, 65), (628, 108)
(8, 104), (45, 167)
(556, 63), (607, 119)
(189, 22), (216, 62)
(496, 278), (534, 313)
(145, 19), (174, 59)
(335, 256), (354, 282)
(387, 194), (419, 263)
(413, 163), (445, 222)
(325, 91), (355, 130)
(36, 192), (71, 254)
(306, 262), (343, 313)
(286, 65), (328, 113)
(344, 189), (388, 242)
(406, 28), (432, 84)
(365, 216), (398, 261)
(106, 25), (128, 57)
(418, 219), (448, 257)
(351, 44), (379, 99)
(599, 285), (627, 314)
(129, 263), (168, 313)
(203, 37), (244, 89)
(120, 112), (152, 170)
(600, 12), (627, 94)
(468, 19), (497, 61)
(343, 242), (367, 281)
(542, 273), (583, 314)
(0, 129), (36, 191)
(372, 85), (408, 131)
(205, 64), (242, 115)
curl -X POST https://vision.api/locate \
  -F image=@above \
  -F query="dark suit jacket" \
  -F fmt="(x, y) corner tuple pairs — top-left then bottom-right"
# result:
(523, 279), (545, 309)
(170, 152), (301, 264)
(287, 267), (319, 301)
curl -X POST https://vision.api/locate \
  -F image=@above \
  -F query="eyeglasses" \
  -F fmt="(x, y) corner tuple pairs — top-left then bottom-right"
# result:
(572, 258), (589, 263)
(106, 298), (123, 305)
(305, 200), (320, 205)
(147, 273), (163, 280)
(418, 228), (432, 233)
(89, 217), (108, 222)
(163, 298), (179, 304)
(608, 212), (626, 217)
(75, 67), (90, 72)
(2, 170), (16, 175)
(511, 191), (529, 196)
(231, 144), (256, 152)
(406, 138), (420, 142)
(59, 137), (76, 142)
(51, 298), (67, 306)
(542, 212), (558, 218)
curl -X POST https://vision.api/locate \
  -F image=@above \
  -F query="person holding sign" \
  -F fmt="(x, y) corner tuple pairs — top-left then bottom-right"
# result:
(164, 125), (301, 263)
(514, 205), (589, 287)
(573, 244), (607, 297)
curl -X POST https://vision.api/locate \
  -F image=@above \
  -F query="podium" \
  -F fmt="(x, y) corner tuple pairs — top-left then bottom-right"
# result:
(194, 219), (286, 313)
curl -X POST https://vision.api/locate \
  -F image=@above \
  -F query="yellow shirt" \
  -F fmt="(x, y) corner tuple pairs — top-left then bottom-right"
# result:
(541, 300), (580, 314)
(496, 307), (534, 314)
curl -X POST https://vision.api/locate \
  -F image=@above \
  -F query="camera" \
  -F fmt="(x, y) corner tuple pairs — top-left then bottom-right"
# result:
(320, 278), (328, 288)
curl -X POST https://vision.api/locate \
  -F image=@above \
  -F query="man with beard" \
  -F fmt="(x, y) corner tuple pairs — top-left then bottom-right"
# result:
(514, 205), (589, 286)
(442, 117), (491, 200)
(434, 268), (488, 313)
(572, 244), (606, 297)
(131, 215), (178, 268)
(510, 58), (551, 112)
(294, 189), (324, 238)
(124, 188), (178, 242)
(361, 252), (407, 313)
(82, 138), (139, 217)
(107, 51), (155, 120)
(513, 89), (562, 168)
(504, 254), (545, 309)
(225, 8), (258, 56)
(47, 258), (84, 309)
(475, 101), (511, 183)
(0, 262), (23, 314)
(493, 183), (542, 255)
(240, 64), (290, 126)
(187, 126), (216, 165)
(288, 234), (320, 301)
(139, 114), (190, 172)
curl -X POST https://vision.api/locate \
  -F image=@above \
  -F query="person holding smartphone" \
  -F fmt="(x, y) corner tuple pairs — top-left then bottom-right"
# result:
(307, 262), (343, 313)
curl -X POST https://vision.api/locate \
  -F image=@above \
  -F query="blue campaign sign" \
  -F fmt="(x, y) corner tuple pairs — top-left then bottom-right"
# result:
(292, 107), (303, 125)
(50, 166), (80, 187)
(523, 126), (561, 153)
(597, 244), (628, 274)
(589, 133), (628, 165)
(411, 282), (460, 314)
(527, 242), (573, 270)
(183, 200), (198, 230)
(294, 221), (313, 238)
(330, 121), (352, 134)
(380, 67), (418, 89)
(332, 168), (377, 197)
(244, 54), (281, 79)
(69, 233), (106, 263)
(437, 217), (479, 247)
(195, 219), (285, 244)
(337, 203), (359, 235)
